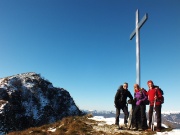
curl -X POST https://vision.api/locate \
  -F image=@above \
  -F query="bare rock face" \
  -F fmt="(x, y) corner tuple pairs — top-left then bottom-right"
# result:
(0, 72), (82, 133)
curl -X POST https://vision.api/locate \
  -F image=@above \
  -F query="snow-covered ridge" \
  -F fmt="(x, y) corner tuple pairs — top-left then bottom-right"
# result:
(84, 110), (180, 115)
(0, 72), (37, 80)
(162, 111), (180, 115)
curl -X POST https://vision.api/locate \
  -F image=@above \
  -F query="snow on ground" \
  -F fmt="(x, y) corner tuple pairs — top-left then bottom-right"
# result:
(90, 116), (116, 125)
(156, 129), (180, 135)
(90, 116), (180, 135)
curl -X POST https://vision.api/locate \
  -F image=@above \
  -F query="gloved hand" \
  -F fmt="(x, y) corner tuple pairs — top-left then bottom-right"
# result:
(128, 99), (132, 104)
(136, 100), (142, 106)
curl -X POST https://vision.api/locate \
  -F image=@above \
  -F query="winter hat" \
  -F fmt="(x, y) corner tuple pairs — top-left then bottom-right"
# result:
(147, 80), (154, 84)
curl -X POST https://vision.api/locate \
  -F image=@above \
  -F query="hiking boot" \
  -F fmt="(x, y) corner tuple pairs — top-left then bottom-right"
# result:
(132, 127), (137, 130)
(115, 124), (120, 129)
(143, 126), (148, 130)
(145, 128), (152, 131)
(138, 128), (143, 131)
(130, 126), (133, 130)
(146, 126), (151, 131)
(119, 127), (123, 130)
(156, 129), (161, 132)
(124, 123), (128, 128)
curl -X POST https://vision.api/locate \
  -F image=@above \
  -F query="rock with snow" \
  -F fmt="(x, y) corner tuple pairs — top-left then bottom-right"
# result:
(0, 72), (82, 133)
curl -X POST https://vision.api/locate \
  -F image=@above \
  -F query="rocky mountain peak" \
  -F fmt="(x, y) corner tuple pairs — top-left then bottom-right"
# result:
(0, 72), (82, 134)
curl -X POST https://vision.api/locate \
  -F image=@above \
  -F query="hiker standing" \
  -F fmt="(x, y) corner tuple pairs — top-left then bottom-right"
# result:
(132, 84), (148, 131)
(114, 82), (133, 128)
(147, 80), (163, 132)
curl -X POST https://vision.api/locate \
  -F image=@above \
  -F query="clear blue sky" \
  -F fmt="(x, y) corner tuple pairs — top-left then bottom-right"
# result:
(0, 0), (179, 112)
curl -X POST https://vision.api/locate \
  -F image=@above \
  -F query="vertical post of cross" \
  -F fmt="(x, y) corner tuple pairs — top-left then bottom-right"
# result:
(130, 9), (148, 86)
(136, 9), (140, 86)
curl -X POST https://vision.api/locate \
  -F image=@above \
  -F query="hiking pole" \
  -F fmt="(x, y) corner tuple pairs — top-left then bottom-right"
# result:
(151, 99), (156, 131)
(128, 104), (133, 130)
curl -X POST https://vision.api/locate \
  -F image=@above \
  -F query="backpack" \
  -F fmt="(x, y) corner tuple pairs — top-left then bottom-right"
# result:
(154, 85), (164, 104)
(140, 88), (149, 105)
(115, 87), (125, 107)
(118, 89), (125, 104)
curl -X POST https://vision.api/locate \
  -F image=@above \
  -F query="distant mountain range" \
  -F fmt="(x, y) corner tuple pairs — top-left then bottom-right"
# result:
(83, 110), (180, 128)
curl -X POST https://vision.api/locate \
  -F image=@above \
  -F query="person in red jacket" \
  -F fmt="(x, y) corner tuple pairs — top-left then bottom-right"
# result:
(147, 80), (162, 132)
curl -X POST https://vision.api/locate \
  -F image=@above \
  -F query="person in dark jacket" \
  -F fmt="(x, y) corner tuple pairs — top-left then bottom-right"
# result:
(114, 82), (133, 128)
(132, 84), (148, 131)
(147, 80), (163, 132)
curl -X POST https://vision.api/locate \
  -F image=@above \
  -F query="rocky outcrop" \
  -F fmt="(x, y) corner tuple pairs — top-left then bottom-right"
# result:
(0, 72), (82, 134)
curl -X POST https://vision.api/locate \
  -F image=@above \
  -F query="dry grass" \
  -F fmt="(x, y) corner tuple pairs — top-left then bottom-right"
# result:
(7, 115), (95, 135)
(7, 114), (172, 135)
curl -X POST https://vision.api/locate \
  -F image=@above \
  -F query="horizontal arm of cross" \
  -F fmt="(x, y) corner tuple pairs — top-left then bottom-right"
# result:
(130, 13), (148, 40)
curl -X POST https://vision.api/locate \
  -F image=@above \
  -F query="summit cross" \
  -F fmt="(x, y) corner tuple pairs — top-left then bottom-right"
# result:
(130, 9), (148, 86)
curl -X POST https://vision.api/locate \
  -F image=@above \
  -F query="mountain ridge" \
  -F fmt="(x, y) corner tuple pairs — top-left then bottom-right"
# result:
(0, 72), (82, 134)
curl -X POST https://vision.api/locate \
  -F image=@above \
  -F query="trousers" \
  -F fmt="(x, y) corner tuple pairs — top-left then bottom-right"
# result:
(115, 105), (129, 125)
(148, 105), (162, 129)
(132, 104), (147, 129)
